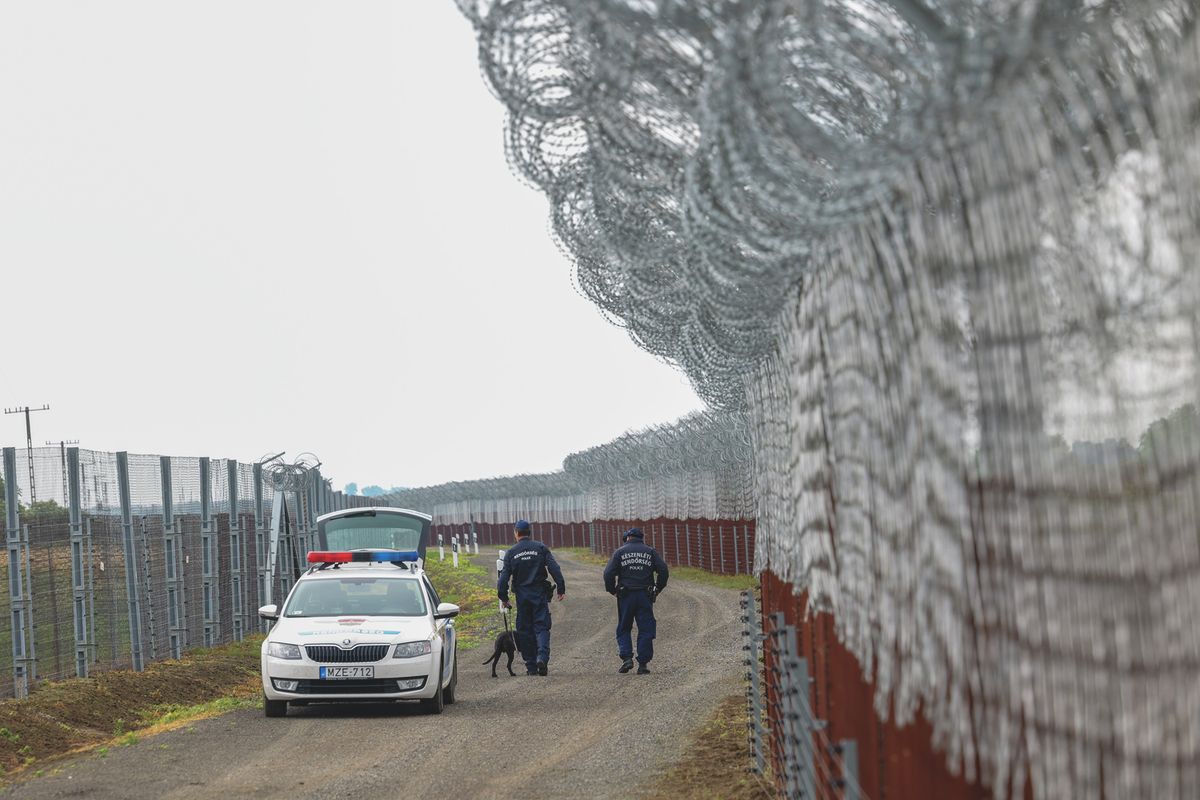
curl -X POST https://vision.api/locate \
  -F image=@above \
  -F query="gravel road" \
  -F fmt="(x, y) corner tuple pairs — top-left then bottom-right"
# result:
(4, 552), (744, 800)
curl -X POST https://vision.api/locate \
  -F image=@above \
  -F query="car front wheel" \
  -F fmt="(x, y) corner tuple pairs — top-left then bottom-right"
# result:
(264, 696), (288, 718)
(420, 656), (445, 715)
(443, 650), (458, 705)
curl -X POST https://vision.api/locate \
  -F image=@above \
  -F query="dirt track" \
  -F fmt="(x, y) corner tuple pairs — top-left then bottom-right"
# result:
(3, 552), (744, 800)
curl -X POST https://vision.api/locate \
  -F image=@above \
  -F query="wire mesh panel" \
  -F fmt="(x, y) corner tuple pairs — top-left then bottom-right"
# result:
(78, 450), (120, 516)
(136, 514), (169, 662)
(85, 515), (133, 676)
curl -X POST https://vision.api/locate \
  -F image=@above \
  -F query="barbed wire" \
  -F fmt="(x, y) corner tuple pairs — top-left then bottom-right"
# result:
(258, 452), (319, 493)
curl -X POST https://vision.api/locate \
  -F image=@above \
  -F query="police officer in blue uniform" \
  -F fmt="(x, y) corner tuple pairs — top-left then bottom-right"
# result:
(498, 520), (566, 676)
(603, 527), (669, 674)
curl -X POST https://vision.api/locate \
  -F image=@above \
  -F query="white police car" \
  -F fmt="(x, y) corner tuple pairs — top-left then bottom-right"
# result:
(259, 547), (459, 717)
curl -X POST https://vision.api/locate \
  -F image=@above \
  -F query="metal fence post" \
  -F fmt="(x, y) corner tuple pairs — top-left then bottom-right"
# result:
(67, 447), (88, 677)
(115, 452), (144, 671)
(228, 460), (244, 642)
(719, 523), (727, 574)
(254, 462), (266, 629)
(160, 456), (182, 659)
(292, 487), (307, 566)
(741, 590), (766, 775)
(836, 739), (861, 800)
(741, 524), (750, 574)
(4, 448), (30, 697)
(140, 516), (158, 661)
(200, 457), (215, 648)
(770, 616), (817, 800)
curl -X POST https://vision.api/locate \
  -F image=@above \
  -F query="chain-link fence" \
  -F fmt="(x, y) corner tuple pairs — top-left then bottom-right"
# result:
(0, 446), (377, 699)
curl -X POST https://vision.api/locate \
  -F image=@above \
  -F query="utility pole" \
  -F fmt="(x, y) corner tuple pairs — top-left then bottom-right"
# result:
(4, 405), (50, 506)
(47, 440), (80, 507)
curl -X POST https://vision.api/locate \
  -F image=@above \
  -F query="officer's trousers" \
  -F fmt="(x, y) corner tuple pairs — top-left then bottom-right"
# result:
(514, 588), (552, 670)
(615, 590), (656, 663)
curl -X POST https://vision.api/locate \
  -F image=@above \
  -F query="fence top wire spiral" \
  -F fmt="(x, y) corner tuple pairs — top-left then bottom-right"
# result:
(455, 0), (1188, 413)
(259, 453), (319, 494)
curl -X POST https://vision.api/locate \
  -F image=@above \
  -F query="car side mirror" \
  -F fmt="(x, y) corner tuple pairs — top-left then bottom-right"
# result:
(258, 604), (279, 621)
(433, 602), (460, 620)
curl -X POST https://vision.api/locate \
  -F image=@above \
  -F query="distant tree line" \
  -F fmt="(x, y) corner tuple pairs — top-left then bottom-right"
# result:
(0, 475), (66, 521)
(344, 482), (407, 498)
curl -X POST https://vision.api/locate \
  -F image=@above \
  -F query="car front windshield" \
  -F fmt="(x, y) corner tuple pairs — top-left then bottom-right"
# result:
(283, 577), (427, 618)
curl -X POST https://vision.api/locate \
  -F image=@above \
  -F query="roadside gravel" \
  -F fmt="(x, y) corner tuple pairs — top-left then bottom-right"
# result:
(3, 551), (744, 800)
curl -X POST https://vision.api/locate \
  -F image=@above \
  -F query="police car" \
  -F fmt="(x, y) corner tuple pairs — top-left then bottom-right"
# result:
(258, 508), (458, 717)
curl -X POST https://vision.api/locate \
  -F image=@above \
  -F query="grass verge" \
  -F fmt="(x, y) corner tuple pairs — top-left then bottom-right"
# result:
(643, 694), (773, 800)
(423, 556), (498, 651)
(556, 548), (758, 591)
(0, 636), (264, 781)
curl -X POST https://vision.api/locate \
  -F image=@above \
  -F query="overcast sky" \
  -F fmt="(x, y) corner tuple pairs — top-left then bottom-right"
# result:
(0, 1), (702, 490)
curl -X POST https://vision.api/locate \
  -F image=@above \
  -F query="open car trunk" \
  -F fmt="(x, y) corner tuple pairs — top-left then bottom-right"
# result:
(315, 507), (431, 562)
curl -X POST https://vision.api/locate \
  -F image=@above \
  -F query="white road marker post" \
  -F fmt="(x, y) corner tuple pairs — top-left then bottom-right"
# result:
(452, 535), (459, 569)
(438, 533), (444, 562)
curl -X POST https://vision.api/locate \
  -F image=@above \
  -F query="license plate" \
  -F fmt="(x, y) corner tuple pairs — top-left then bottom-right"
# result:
(320, 666), (374, 680)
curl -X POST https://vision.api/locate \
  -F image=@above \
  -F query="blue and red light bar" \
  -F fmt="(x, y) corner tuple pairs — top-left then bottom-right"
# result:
(306, 550), (420, 564)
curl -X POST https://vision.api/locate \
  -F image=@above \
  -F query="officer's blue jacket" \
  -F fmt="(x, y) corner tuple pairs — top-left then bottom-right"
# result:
(603, 540), (669, 594)
(498, 538), (566, 603)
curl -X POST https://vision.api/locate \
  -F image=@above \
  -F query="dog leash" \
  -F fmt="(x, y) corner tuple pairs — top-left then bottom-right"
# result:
(500, 601), (513, 639)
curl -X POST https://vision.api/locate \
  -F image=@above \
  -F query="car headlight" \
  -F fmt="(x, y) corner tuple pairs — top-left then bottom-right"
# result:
(267, 642), (302, 660)
(393, 640), (433, 659)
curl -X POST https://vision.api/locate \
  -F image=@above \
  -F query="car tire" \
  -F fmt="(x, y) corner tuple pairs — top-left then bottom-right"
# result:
(443, 650), (458, 705)
(421, 656), (445, 715)
(264, 696), (288, 718)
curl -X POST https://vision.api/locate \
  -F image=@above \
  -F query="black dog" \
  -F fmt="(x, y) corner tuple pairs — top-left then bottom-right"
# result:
(482, 630), (517, 677)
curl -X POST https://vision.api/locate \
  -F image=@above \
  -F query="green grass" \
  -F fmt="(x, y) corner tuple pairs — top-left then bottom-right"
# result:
(422, 557), (499, 652)
(137, 695), (261, 728)
(555, 548), (758, 591)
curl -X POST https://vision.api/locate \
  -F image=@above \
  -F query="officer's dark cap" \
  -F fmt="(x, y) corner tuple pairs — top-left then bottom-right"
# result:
(622, 527), (644, 542)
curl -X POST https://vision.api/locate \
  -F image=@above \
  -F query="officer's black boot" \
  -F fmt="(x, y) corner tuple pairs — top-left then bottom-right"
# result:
(537, 661), (548, 676)
(636, 662), (650, 675)
(618, 658), (634, 674)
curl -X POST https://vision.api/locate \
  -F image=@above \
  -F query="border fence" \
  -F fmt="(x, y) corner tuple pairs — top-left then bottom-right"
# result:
(0, 445), (375, 699)
(431, 518), (756, 575)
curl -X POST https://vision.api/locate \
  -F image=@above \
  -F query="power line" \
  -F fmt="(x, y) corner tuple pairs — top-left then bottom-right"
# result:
(46, 439), (80, 508)
(4, 405), (50, 505)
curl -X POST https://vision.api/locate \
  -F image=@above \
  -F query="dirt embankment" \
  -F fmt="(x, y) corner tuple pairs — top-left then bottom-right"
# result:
(0, 637), (263, 777)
